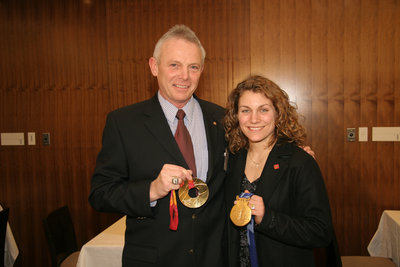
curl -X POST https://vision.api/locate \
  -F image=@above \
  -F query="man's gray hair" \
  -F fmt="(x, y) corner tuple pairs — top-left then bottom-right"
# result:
(153, 25), (206, 64)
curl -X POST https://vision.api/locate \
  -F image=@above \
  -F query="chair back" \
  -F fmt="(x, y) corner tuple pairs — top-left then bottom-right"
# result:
(43, 206), (78, 267)
(325, 229), (343, 267)
(314, 228), (343, 267)
(0, 207), (10, 267)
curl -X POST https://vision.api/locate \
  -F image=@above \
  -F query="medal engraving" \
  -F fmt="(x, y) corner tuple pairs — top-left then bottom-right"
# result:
(230, 196), (252, 226)
(178, 178), (209, 208)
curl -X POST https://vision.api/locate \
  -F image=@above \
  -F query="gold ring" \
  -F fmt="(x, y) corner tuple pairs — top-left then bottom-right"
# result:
(251, 205), (255, 210)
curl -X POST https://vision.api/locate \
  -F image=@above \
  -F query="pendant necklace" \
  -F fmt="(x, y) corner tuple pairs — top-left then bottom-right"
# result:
(248, 155), (261, 167)
(248, 147), (271, 168)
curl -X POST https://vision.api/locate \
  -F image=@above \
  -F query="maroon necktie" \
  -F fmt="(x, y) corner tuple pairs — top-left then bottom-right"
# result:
(174, 109), (197, 177)
(170, 109), (197, 231)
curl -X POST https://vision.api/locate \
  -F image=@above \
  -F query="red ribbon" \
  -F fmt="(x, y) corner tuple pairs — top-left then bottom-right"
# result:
(169, 190), (178, 231)
(169, 180), (195, 231)
(180, 179), (195, 189)
(169, 180), (194, 231)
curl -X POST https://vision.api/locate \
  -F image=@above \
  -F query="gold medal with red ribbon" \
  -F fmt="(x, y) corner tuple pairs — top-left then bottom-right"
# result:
(169, 178), (209, 231)
(178, 178), (209, 208)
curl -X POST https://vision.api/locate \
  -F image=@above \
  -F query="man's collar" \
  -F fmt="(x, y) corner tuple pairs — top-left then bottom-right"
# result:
(157, 91), (196, 123)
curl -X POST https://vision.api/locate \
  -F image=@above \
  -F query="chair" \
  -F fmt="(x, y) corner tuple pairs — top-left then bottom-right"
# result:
(1, 207), (10, 267)
(43, 206), (80, 267)
(323, 228), (395, 267)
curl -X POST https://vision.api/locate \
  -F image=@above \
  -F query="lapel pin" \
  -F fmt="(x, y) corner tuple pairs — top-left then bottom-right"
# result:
(274, 164), (279, 170)
(213, 121), (217, 126)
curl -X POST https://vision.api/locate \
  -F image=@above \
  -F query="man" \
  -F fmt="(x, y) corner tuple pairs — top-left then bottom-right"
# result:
(89, 25), (227, 266)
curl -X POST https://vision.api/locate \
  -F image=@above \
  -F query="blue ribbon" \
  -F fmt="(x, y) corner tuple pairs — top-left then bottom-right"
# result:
(239, 192), (259, 267)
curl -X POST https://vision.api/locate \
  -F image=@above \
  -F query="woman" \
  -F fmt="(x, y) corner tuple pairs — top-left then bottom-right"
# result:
(223, 75), (333, 267)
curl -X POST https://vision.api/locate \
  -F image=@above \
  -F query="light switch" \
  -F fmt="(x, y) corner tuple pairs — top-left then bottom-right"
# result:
(358, 127), (368, 142)
(28, 132), (36, 145)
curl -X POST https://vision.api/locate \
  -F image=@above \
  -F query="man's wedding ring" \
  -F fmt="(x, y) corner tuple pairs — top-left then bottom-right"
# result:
(251, 205), (255, 210)
(172, 177), (179, 185)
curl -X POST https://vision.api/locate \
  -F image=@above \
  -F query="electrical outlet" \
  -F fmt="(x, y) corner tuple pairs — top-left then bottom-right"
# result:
(347, 128), (356, 142)
(42, 133), (50, 145)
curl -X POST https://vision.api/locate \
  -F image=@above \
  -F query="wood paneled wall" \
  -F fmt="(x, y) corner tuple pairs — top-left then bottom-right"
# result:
(0, 0), (399, 266)
(250, 0), (400, 256)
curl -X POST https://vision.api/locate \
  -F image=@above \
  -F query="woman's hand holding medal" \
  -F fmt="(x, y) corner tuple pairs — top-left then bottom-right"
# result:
(247, 192), (265, 225)
(230, 190), (265, 226)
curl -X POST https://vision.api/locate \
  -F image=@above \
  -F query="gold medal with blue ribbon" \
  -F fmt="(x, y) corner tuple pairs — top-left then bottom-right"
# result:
(230, 192), (259, 266)
(230, 193), (252, 226)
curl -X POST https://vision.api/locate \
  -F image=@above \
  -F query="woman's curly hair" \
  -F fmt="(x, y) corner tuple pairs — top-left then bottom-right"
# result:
(223, 75), (307, 153)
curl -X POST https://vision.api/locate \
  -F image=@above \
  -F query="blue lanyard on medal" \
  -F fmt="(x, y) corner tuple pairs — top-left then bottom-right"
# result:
(239, 192), (259, 267)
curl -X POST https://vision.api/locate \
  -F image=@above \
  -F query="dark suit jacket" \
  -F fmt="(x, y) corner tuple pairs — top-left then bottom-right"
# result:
(225, 140), (333, 267)
(89, 94), (227, 267)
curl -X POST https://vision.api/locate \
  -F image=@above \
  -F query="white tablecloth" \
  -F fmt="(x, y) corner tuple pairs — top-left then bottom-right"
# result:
(77, 216), (126, 267)
(0, 205), (19, 267)
(368, 210), (400, 266)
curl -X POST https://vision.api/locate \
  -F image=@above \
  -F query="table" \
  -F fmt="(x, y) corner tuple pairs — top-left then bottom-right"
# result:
(368, 210), (400, 267)
(0, 205), (19, 267)
(77, 216), (126, 267)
